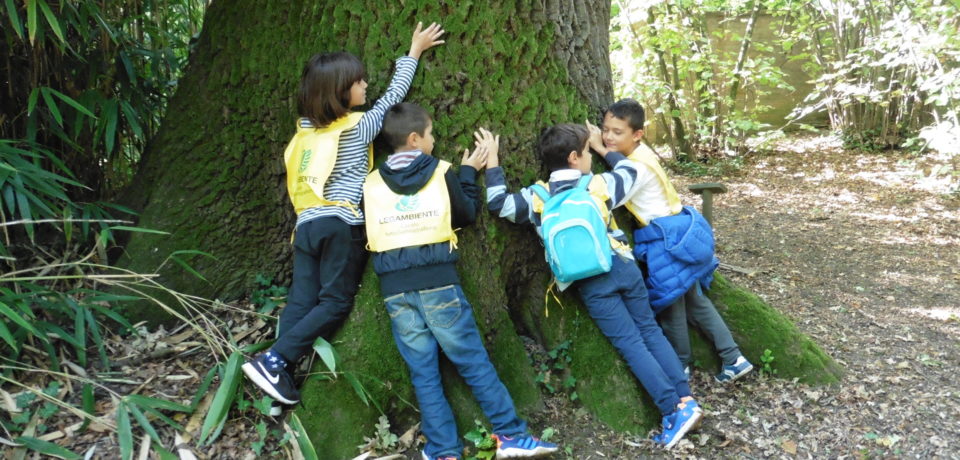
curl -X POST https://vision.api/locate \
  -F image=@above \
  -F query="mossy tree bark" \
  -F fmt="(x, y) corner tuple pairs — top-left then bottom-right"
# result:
(121, 0), (840, 456)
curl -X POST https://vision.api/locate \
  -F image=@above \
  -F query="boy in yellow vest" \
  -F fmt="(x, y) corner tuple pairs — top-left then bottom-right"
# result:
(600, 98), (753, 383)
(485, 124), (703, 449)
(363, 103), (557, 460)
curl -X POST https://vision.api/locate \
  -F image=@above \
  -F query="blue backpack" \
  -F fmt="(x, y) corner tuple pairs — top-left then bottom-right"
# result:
(530, 175), (613, 284)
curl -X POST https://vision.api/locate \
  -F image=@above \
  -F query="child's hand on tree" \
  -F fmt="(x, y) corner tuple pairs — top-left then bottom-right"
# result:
(461, 143), (488, 170)
(586, 120), (609, 157)
(409, 22), (446, 59)
(473, 128), (500, 169)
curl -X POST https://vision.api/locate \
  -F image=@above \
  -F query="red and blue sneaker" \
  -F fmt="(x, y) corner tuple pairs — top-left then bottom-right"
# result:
(493, 433), (558, 458)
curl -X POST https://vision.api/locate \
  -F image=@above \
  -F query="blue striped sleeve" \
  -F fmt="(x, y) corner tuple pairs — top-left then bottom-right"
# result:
(485, 167), (534, 225)
(356, 56), (419, 144)
(598, 152), (640, 209)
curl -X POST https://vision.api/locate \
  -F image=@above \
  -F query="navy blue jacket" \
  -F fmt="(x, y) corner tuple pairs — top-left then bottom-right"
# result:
(368, 154), (481, 297)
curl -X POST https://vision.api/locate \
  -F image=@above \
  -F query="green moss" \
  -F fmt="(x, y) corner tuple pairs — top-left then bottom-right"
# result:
(704, 274), (843, 384)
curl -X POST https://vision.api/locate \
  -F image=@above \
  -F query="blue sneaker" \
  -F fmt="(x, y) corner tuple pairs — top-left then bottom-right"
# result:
(421, 451), (458, 460)
(715, 355), (754, 383)
(493, 434), (558, 458)
(652, 399), (703, 449)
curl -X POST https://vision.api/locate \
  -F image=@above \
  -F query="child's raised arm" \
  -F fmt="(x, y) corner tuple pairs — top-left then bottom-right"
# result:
(357, 22), (445, 143)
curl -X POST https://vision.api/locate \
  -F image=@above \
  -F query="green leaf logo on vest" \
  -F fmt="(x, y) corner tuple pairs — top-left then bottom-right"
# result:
(395, 195), (420, 212)
(298, 149), (313, 173)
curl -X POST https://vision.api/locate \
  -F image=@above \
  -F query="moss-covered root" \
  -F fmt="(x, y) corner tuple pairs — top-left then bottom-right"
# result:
(697, 273), (844, 384)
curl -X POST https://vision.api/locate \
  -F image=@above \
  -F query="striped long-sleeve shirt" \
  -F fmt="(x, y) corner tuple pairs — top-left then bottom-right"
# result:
(485, 151), (640, 255)
(295, 56), (418, 228)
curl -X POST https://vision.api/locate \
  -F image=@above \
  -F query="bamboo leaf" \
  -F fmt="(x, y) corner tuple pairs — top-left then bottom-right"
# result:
(126, 395), (190, 413)
(344, 373), (369, 407)
(287, 413), (319, 460)
(116, 404), (134, 460)
(0, 319), (17, 353)
(120, 100), (143, 139)
(312, 336), (337, 376)
(198, 352), (243, 445)
(5, 0), (23, 40)
(13, 437), (80, 460)
(47, 88), (97, 119)
(25, 0), (36, 45)
(126, 402), (161, 444)
(27, 88), (40, 116)
(80, 383), (94, 431)
(170, 256), (207, 282)
(152, 444), (178, 460)
(109, 225), (169, 235)
(104, 99), (118, 154)
(36, 0), (65, 44)
(0, 300), (44, 339)
(189, 366), (219, 411)
(40, 88), (64, 127)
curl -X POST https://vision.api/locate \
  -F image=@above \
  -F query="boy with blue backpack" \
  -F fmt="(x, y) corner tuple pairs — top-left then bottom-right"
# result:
(483, 124), (703, 449)
(599, 99), (753, 383)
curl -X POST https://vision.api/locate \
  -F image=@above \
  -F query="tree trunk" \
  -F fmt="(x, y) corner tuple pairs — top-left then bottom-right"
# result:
(120, 0), (840, 456)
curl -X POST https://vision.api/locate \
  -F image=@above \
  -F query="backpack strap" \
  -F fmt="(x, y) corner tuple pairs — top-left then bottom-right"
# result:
(530, 183), (551, 203)
(575, 174), (592, 190)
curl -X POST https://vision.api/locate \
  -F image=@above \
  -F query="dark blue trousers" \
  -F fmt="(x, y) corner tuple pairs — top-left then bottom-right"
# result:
(576, 256), (692, 414)
(273, 217), (367, 363)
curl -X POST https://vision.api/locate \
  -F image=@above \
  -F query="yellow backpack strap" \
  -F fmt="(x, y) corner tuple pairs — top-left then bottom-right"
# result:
(626, 147), (682, 225)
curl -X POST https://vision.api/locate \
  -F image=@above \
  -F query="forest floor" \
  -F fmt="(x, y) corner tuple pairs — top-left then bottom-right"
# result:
(19, 134), (959, 459)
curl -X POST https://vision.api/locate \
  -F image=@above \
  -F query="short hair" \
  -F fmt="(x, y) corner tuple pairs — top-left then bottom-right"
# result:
(538, 124), (589, 173)
(380, 103), (431, 151)
(298, 52), (367, 127)
(605, 98), (646, 131)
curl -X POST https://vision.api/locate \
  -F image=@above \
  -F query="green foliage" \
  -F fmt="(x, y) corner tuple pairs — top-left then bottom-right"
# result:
(534, 340), (579, 401)
(759, 348), (777, 378)
(1, 0), (205, 197)
(611, 0), (793, 158)
(358, 415), (400, 455)
(783, 0), (960, 154)
(464, 420), (497, 460)
(251, 274), (288, 315)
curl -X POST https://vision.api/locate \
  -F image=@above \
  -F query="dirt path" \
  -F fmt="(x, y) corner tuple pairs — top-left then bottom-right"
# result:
(547, 134), (959, 458)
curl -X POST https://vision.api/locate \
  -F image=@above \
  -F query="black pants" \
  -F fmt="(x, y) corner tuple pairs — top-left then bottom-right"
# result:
(273, 217), (367, 363)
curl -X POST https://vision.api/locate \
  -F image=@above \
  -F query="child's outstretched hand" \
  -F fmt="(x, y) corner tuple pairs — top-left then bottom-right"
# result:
(462, 143), (488, 171)
(473, 128), (500, 169)
(408, 22), (446, 59)
(586, 120), (609, 157)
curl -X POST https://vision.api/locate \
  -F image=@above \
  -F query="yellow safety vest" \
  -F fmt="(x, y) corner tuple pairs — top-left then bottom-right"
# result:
(530, 174), (630, 255)
(363, 160), (458, 253)
(283, 112), (373, 215)
(625, 146), (682, 227)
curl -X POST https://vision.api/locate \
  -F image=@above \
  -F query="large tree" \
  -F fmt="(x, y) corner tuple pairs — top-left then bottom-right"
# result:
(121, 0), (840, 456)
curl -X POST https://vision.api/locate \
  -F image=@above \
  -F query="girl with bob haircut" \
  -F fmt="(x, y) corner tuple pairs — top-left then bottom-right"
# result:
(242, 22), (446, 407)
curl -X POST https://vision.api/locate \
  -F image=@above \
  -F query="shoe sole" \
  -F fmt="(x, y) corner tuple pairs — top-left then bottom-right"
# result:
(663, 409), (703, 450)
(715, 363), (755, 383)
(241, 362), (299, 405)
(496, 446), (559, 458)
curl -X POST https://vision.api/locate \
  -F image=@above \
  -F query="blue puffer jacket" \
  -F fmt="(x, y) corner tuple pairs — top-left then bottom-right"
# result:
(632, 206), (718, 312)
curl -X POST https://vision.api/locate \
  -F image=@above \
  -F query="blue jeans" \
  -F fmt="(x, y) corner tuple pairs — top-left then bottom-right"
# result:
(385, 284), (527, 459)
(575, 256), (691, 415)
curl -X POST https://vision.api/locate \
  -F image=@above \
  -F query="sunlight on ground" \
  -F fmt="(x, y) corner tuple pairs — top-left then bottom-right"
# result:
(907, 307), (960, 322)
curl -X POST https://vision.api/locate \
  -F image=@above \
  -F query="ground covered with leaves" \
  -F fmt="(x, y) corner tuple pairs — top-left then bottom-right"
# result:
(7, 134), (957, 459)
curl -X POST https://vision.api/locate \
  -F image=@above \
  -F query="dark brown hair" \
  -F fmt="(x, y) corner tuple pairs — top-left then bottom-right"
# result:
(604, 98), (646, 131)
(380, 103), (431, 151)
(538, 123), (589, 173)
(297, 52), (366, 127)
